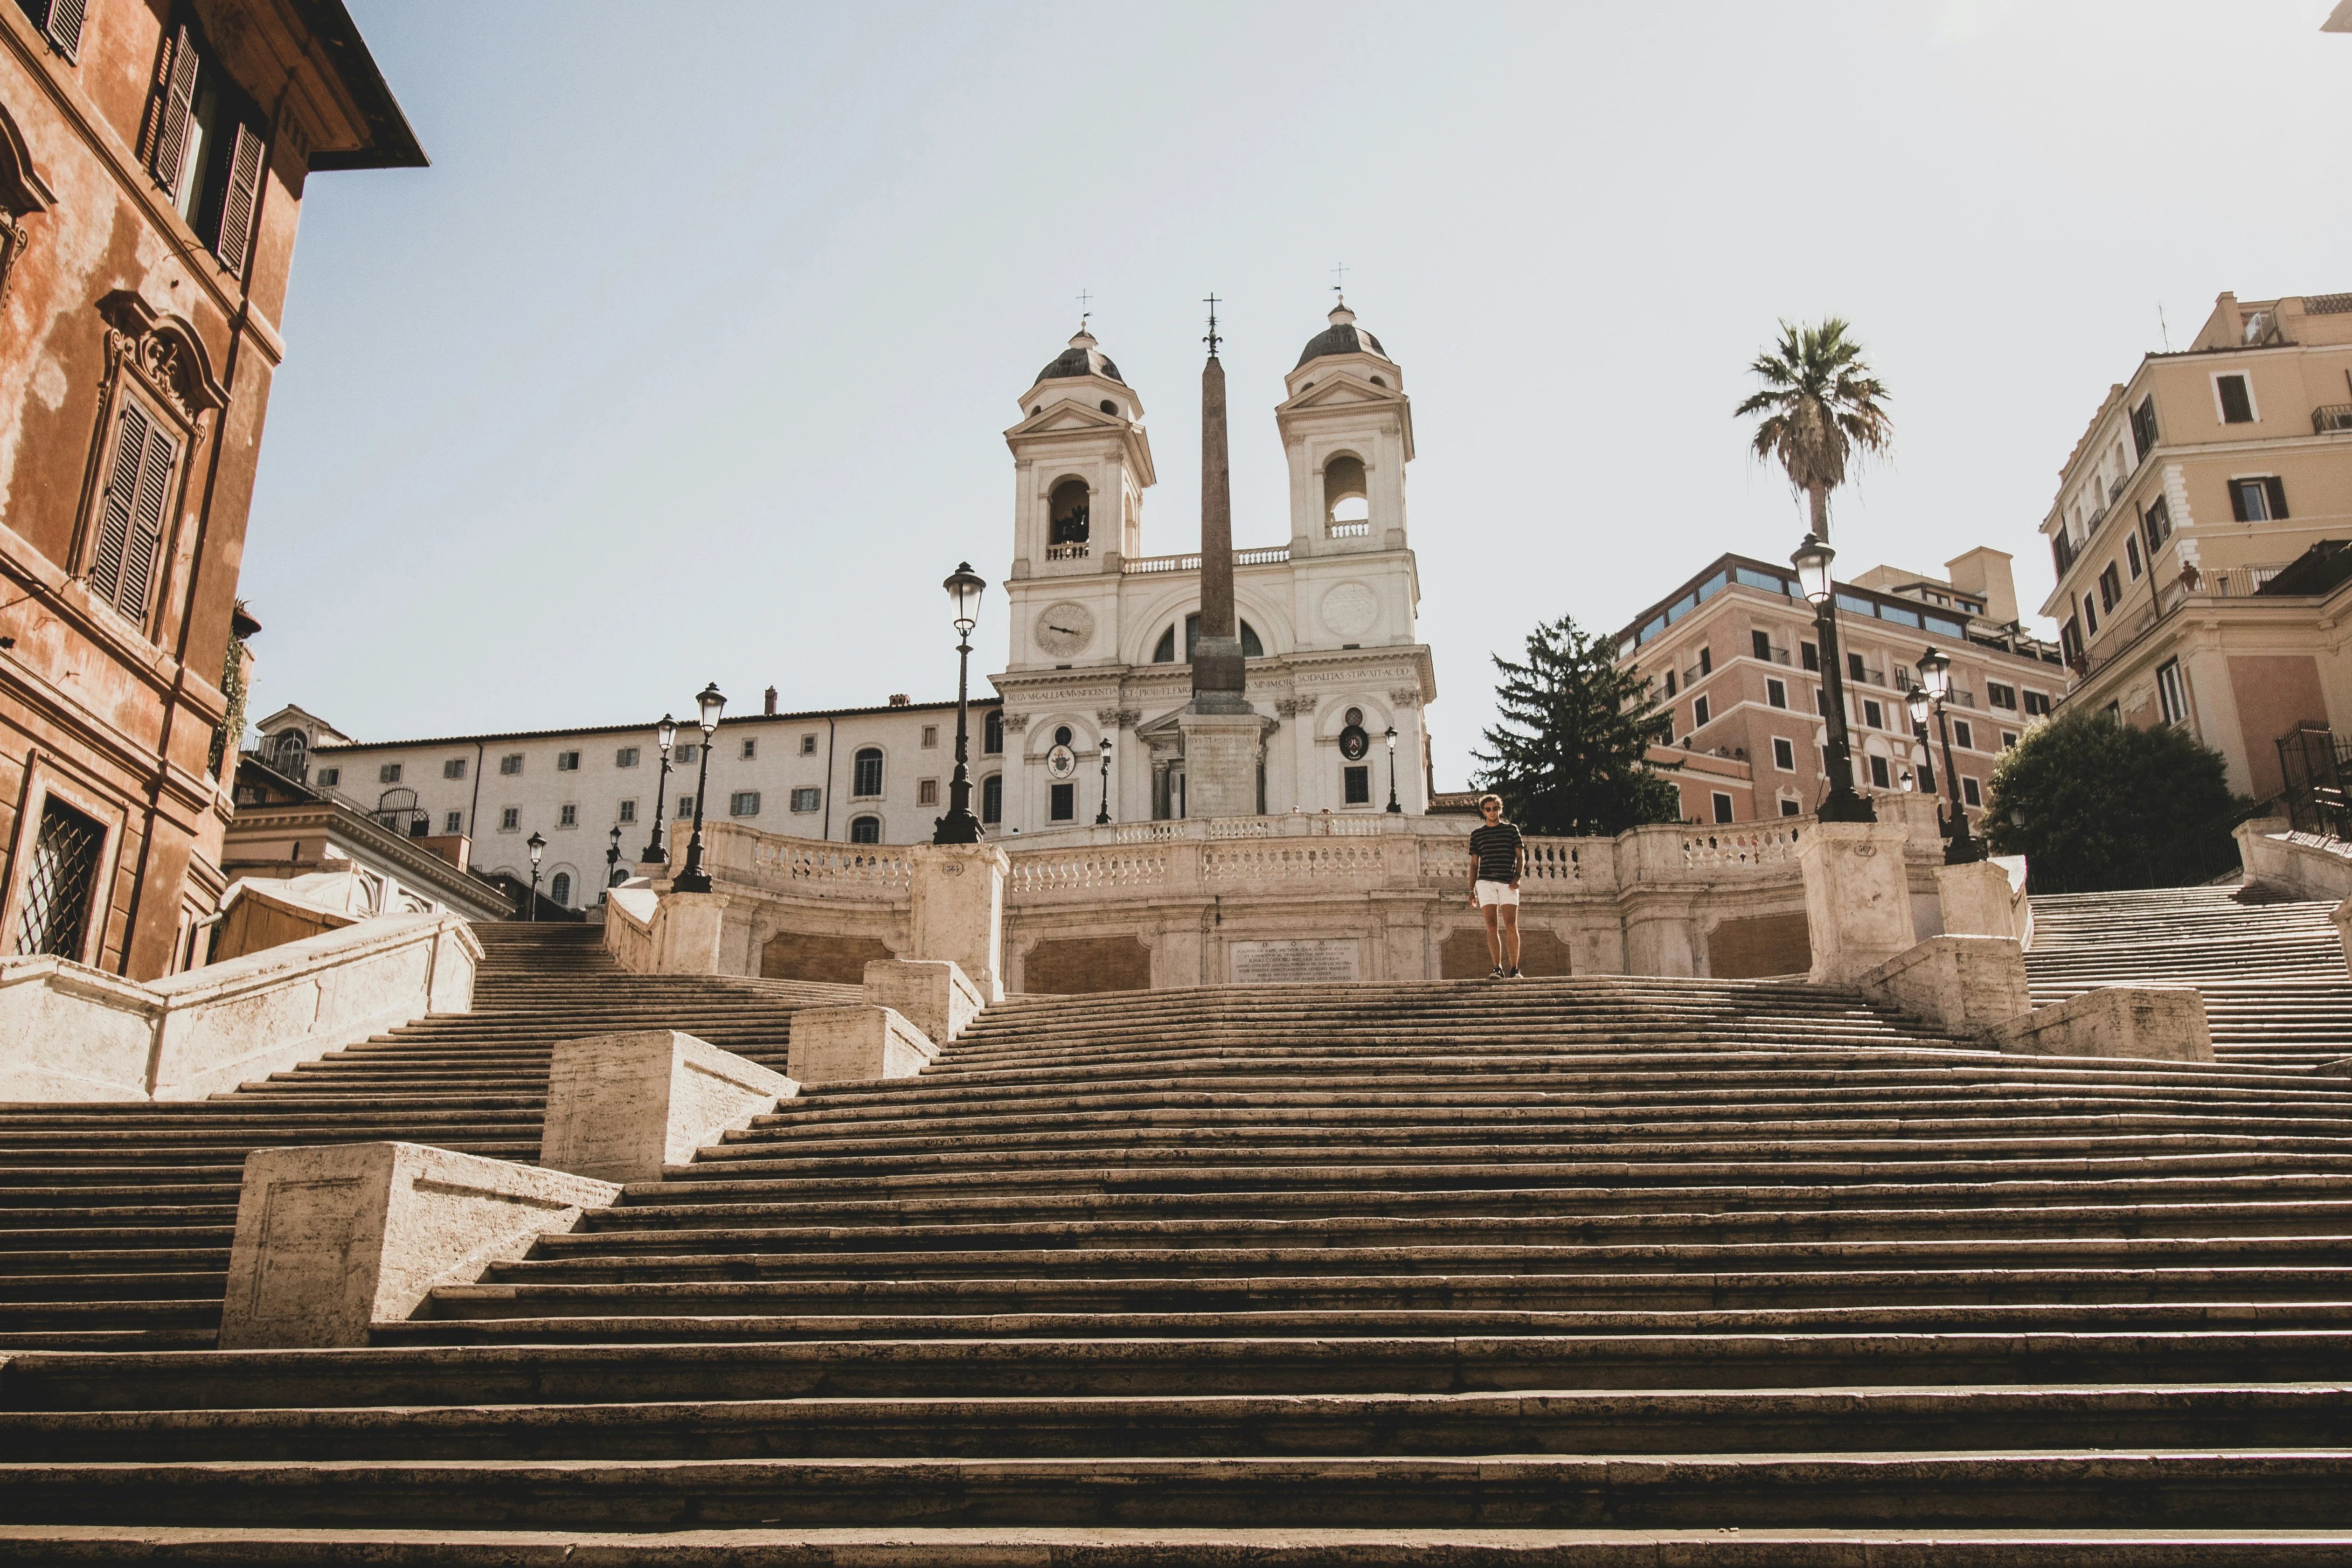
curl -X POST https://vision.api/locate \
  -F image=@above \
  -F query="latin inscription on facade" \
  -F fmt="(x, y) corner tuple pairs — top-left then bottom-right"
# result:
(1229, 938), (1360, 984)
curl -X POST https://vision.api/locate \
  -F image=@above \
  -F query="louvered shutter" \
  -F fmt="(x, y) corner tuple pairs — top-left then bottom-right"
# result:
(149, 24), (200, 196)
(2265, 477), (2290, 521)
(115, 419), (178, 627)
(87, 402), (151, 606)
(2229, 482), (2252, 523)
(39, 0), (88, 60)
(212, 122), (265, 277)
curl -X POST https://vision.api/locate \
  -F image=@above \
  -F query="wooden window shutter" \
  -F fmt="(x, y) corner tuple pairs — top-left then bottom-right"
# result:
(149, 24), (200, 195)
(116, 418), (179, 626)
(87, 402), (152, 606)
(2265, 477), (2290, 520)
(35, 0), (89, 60)
(212, 122), (265, 277)
(2229, 482), (2251, 523)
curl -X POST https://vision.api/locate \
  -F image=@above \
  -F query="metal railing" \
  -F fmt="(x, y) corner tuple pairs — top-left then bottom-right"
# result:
(2279, 724), (2352, 839)
(2312, 404), (2352, 435)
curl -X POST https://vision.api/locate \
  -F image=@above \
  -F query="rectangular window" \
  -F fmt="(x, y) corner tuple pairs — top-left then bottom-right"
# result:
(1962, 775), (1983, 807)
(378, 764), (402, 784)
(617, 799), (637, 824)
(1712, 792), (1734, 824)
(917, 778), (939, 806)
(1987, 682), (2017, 710)
(615, 747), (638, 769)
(443, 811), (462, 834)
(1772, 736), (1796, 771)
(500, 754), (523, 776)
(1800, 641), (1819, 673)
(675, 794), (694, 819)
(1050, 782), (1075, 821)
(981, 774), (1002, 824)
(500, 807), (519, 831)
(1692, 695), (1709, 727)
(2023, 690), (2051, 717)
(316, 767), (339, 787)
(443, 758), (466, 780)
(2130, 394), (2158, 459)
(1917, 758), (1935, 794)
(2216, 373), (2255, 424)
(558, 803), (577, 827)
(1953, 720), (1974, 750)
(800, 734), (818, 756)
(1664, 670), (1677, 697)
(791, 786), (822, 813)
(740, 738), (756, 760)
(556, 751), (580, 772)
(2098, 562), (2122, 612)
(921, 725), (939, 749)
(1848, 652), (1865, 682)
(12, 794), (104, 958)
(853, 751), (883, 797)
(729, 791), (760, 817)
(84, 398), (179, 636)
(1862, 700), (1883, 730)
(1868, 755), (1891, 789)
(1698, 646), (1712, 676)
(1814, 687), (1826, 716)
(1767, 678), (1787, 709)
(2001, 731), (2018, 750)
(1344, 766), (1372, 805)
(145, 22), (268, 269)
(2125, 535), (2143, 580)
(2082, 593), (2098, 635)
(675, 744), (697, 764)
(2141, 496), (2172, 559)
(2229, 476), (2289, 522)
(1751, 630), (1771, 660)
(2157, 658), (2190, 725)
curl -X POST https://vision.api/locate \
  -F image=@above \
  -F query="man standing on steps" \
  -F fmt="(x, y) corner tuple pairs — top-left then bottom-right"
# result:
(1469, 794), (1527, 978)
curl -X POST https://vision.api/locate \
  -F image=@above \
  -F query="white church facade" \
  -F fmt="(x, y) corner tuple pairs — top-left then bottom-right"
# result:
(992, 304), (1438, 834)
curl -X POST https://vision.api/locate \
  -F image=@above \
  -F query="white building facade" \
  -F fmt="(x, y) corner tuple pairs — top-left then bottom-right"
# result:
(992, 305), (1438, 835)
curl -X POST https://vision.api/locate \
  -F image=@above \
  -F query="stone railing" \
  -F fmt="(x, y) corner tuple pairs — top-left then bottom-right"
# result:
(1205, 838), (1387, 886)
(0, 911), (479, 1103)
(1679, 822), (1804, 868)
(1006, 845), (1175, 896)
(695, 822), (913, 899)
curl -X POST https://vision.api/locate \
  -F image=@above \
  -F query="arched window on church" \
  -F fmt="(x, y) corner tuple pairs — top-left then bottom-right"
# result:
(1152, 615), (1264, 663)
(983, 710), (1005, 755)
(849, 815), (881, 844)
(981, 774), (1002, 824)
(1325, 453), (1370, 535)
(1048, 478), (1090, 546)
(853, 747), (883, 797)
(549, 871), (572, 907)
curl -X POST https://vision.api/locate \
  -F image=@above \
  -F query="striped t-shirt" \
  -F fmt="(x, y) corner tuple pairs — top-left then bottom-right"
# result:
(1470, 822), (1523, 883)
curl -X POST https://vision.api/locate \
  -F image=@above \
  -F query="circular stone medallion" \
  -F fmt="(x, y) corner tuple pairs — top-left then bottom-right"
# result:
(1320, 582), (1379, 639)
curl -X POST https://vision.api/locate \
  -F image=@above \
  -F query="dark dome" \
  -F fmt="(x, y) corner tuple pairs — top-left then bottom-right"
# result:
(1295, 304), (1388, 369)
(1034, 329), (1124, 387)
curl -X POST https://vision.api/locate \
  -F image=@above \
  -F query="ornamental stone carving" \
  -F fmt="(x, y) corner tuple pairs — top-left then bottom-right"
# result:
(1001, 713), (1029, 733)
(1275, 696), (1318, 716)
(97, 291), (226, 424)
(1388, 688), (1423, 708)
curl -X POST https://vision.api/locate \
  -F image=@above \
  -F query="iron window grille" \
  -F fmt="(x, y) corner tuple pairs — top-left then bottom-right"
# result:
(12, 796), (103, 958)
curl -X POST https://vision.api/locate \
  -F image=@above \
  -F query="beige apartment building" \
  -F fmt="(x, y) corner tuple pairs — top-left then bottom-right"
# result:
(1614, 550), (2066, 825)
(2042, 291), (2352, 812)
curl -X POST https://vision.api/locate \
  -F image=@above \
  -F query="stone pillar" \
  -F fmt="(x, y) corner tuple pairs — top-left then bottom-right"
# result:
(1936, 859), (2027, 941)
(1177, 711), (1265, 822)
(863, 957), (983, 1045)
(220, 1142), (617, 1350)
(1797, 820), (1917, 985)
(789, 1005), (937, 1084)
(909, 842), (1008, 1002)
(541, 1029), (797, 1184)
(652, 891), (728, 974)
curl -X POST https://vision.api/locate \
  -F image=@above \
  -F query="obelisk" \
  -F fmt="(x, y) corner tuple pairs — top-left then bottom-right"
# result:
(1179, 297), (1264, 817)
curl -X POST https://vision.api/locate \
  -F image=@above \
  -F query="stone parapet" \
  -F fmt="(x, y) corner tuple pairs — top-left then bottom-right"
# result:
(910, 843), (1008, 1002)
(1798, 820), (1918, 985)
(2236, 819), (2352, 903)
(1860, 935), (2030, 1039)
(0, 911), (478, 1102)
(864, 958), (983, 1046)
(541, 1029), (798, 1184)
(219, 1142), (617, 1350)
(1996, 986), (2214, 1064)
(789, 1004), (937, 1085)
(1936, 858), (2032, 944)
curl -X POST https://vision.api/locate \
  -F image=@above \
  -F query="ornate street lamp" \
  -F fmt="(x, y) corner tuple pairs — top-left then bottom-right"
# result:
(604, 824), (623, 902)
(1095, 735), (1113, 825)
(671, 682), (725, 892)
(1908, 645), (1984, 864)
(1791, 533), (1875, 823)
(934, 562), (987, 846)
(525, 831), (546, 922)
(1384, 726), (1402, 813)
(640, 713), (677, 864)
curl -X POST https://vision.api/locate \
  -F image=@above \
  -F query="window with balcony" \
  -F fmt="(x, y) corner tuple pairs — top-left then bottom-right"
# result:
(1751, 630), (1771, 660)
(2229, 477), (2289, 522)
(1800, 641), (1819, 673)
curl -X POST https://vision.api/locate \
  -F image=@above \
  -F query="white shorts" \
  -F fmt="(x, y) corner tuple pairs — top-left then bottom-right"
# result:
(1475, 880), (1520, 908)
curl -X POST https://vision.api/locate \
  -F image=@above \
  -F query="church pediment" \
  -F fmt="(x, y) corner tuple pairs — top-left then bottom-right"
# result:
(1281, 372), (1401, 412)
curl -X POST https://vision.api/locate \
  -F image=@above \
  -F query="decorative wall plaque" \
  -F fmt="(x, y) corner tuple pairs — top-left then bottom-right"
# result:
(1229, 938), (1361, 985)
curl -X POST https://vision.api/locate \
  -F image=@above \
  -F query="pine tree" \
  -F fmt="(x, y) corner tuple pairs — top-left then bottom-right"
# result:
(1472, 614), (1683, 837)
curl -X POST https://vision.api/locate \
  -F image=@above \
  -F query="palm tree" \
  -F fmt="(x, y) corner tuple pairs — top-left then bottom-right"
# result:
(1735, 319), (1893, 541)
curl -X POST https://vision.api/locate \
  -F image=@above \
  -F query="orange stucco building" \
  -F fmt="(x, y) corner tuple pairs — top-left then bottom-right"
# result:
(0, 0), (419, 978)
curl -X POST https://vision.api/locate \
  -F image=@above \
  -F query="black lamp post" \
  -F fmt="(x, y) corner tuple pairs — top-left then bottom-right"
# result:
(1383, 725), (1402, 813)
(525, 831), (546, 922)
(671, 683), (725, 892)
(604, 824), (622, 901)
(641, 713), (677, 864)
(934, 562), (986, 845)
(1791, 533), (1876, 824)
(1095, 736), (1113, 825)
(1908, 645), (1984, 864)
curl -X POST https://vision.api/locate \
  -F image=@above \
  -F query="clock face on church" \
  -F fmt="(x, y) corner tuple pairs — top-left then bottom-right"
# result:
(1033, 602), (1095, 659)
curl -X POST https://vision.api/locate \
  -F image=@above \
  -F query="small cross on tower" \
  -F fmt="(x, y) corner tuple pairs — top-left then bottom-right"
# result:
(1076, 288), (1093, 329)
(1203, 293), (1222, 357)
(1331, 262), (1349, 304)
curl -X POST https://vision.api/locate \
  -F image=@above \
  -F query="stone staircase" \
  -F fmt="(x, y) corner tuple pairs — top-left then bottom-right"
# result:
(2026, 884), (2352, 1069)
(2, 951), (2350, 1554)
(0, 923), (855, 1352)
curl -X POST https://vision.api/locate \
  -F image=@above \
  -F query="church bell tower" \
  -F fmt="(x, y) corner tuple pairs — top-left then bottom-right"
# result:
(1004, 326), (1155, 583)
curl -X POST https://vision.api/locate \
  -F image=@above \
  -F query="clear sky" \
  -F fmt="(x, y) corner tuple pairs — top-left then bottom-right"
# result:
(243, 0), (2351, 784)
